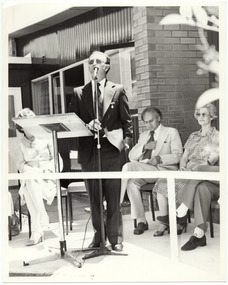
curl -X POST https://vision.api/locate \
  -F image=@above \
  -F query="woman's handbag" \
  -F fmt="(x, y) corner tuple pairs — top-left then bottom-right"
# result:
(10, 213), (20, 236)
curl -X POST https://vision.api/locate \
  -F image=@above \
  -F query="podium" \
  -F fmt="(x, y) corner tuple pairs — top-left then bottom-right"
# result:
(13, 112), (92, 140)
(12, 113), (92, 267)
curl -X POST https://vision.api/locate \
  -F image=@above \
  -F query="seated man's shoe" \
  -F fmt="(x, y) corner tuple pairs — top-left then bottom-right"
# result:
(111, 243), (123, 252)
(133, 222), (148, 235)
(181, 235), (206, 251)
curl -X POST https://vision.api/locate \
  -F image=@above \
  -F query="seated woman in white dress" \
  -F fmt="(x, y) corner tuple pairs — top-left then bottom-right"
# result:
(14, 108), (63, 246)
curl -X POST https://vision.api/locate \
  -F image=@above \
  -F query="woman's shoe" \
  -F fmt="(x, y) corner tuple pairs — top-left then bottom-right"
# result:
(177, 223), (187, 235)
(157, 215), (169, 225)
(154, 224), (169, 237)
(25, 232), (44, 246)
(153, 225), (169, 237)
(177, 214), (188, 226)
(157, 214), (188, 226)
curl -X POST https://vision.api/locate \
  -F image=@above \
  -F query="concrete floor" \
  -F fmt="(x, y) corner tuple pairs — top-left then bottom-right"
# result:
(5, 189), (226, 282)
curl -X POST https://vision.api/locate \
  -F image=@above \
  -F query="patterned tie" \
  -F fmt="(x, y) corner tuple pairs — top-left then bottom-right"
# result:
(142, 131), (155, 160)
(95, 82), (103, 121)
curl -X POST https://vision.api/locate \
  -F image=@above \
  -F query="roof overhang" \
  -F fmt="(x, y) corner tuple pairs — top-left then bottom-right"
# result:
(9, 6), (96, 38)
(8, 56), (32, 64)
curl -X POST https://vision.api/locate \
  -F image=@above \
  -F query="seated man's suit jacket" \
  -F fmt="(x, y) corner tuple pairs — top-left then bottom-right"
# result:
(129, 124), (183, 170)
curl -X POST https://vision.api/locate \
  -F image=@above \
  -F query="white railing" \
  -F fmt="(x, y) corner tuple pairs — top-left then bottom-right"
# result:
(8, 170), (221, 261)
(7, 170), (221, 181)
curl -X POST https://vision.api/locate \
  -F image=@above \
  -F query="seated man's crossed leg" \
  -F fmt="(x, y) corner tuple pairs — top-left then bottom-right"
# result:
(121, 161), (158, 235)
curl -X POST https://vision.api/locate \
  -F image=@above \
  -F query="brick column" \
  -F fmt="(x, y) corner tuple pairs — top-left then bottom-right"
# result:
(133, 6), (210, 142)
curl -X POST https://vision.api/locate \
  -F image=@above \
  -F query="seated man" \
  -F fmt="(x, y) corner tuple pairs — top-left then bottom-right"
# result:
(121, 106), (183, 235)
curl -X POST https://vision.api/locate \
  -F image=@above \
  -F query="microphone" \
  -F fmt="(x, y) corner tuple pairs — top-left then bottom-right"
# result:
(93, 67), (99, 79)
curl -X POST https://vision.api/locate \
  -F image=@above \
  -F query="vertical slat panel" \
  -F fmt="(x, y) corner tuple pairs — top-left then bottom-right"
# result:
(18, 7), (133, 66)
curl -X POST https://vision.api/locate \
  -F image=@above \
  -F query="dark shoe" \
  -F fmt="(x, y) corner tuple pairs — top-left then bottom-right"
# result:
(177, 214), (188, 225)
(181, 235), (206, 251)
(153, 226), (169, 237)
(177, 223), (187, 235)
(88, 241), (101, 249)
(111, 243), (123, 252)
(157, 215), (169, 225)
(157, 214), (188, 226)
(133, 222), (149, 235)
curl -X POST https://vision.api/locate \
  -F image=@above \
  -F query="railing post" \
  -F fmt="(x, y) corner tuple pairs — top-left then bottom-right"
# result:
(167, 177), (179, 262)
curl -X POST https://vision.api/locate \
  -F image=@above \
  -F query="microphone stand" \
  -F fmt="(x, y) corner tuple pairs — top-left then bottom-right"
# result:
(82, 73), (127, 260)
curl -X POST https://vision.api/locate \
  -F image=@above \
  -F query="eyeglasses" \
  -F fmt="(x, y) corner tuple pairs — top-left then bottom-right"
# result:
(195, 112), (210, 118)
(144, 118), (157, 124)
(88, 59), (106, 65)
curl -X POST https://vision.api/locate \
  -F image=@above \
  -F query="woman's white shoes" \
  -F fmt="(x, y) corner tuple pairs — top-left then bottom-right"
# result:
(25, 232), (44, 246)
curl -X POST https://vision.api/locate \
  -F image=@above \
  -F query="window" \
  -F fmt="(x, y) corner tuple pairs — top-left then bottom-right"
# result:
(106, 47), (137, 110)
(31, 47), (137, 114)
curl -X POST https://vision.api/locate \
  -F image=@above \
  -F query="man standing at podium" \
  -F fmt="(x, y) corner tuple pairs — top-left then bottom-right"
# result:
(69, 51), (133, 251)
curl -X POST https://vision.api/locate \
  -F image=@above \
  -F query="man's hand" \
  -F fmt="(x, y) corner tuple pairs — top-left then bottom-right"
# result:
(191, 164), (219, 172)
(148, 156), (160, 166)
(179, 166), (188, 171)
(26, 161), (40, 168)
(144, 141), (156, 150)
(87, 119), (102, 132)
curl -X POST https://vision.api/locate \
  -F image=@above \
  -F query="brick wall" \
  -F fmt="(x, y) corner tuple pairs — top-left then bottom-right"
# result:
(133, 6), (210, 144)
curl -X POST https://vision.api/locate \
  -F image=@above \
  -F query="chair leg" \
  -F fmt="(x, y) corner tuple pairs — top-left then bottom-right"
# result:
(60, 196), (66, 234)
(69, 193), (73, 231)
(150, 193), (155, 221)
(65, 196), (68, 235)
(28, 212), (31, 238)
(187, 210), (191, 223)
(8, 216), (12, 240)
(18, 195), (22, 231)
(209, 203), (214, 238)
(19, 195), (32, 238)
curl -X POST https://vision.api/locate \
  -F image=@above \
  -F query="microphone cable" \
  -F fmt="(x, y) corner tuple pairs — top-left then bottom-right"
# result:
(72, 212), (92, 267)
(73, 138), (100, 266)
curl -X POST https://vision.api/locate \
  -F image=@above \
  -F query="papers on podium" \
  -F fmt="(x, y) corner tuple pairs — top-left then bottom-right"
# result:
(12, 113), (93, 139)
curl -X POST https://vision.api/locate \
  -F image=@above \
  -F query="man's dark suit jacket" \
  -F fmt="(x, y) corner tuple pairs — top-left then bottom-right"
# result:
(69, 80), (133, 166)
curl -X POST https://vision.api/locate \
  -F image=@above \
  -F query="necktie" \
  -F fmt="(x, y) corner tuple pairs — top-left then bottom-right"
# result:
(95, 83), (103, 121)
(142, 131), (155, 160)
